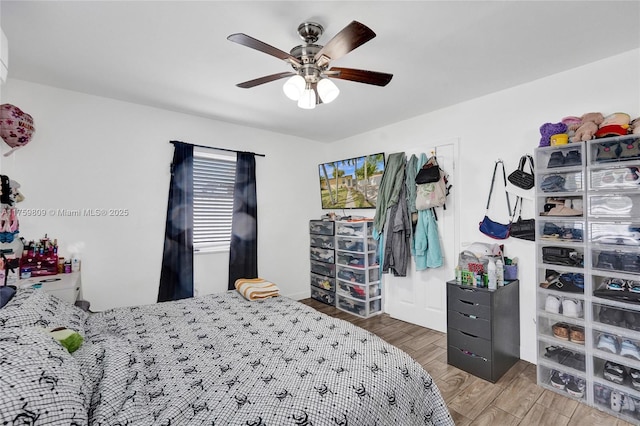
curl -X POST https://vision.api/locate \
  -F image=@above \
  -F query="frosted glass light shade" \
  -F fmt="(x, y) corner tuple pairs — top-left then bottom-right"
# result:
(317, 78), (340, 103)
(283, 75), (305, 101)
(297, 86), (316, 109)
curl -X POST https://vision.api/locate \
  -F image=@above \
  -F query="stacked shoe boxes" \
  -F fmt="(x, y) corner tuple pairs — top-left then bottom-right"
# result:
(535, 133), (640, 422)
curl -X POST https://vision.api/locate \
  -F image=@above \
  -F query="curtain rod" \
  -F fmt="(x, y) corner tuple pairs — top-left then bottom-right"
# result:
(170, 140), (265, 157)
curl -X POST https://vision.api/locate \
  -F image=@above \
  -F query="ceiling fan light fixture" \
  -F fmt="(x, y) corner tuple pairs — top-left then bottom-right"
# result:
(283, 75), (305, 101)
(317, 78), (340, 104)
(297, 83), (316, 109)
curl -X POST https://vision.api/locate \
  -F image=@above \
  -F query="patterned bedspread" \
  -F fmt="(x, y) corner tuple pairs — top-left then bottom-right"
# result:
(0, 289), (454, 425)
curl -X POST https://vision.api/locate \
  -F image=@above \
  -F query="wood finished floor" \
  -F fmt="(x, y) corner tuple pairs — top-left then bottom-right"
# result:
(300, 298), (634, 426)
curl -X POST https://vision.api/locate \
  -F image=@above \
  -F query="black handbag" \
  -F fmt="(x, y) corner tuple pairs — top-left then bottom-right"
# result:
(510, 196), (535, 241)
(415, 156), (440, 184)
(479, 161), (512, 240)
(508, 155), (535, 190)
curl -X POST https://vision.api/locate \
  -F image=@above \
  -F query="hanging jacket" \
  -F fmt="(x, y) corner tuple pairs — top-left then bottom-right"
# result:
(405, 154), (419, 215)
(382, 184), (411, 276)
(413, 154), (443, 270)
(373, 152), (406, 235)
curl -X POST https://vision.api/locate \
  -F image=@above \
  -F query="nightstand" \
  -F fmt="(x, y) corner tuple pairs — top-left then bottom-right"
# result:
(19, 272), (82, 304)
(446, 280), (520, 383)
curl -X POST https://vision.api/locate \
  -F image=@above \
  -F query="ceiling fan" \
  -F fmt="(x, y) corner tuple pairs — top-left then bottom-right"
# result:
(227, 21), (393, 109)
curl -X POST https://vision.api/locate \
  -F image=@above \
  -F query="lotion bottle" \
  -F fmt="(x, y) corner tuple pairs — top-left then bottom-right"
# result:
(487, 258), (497, 290)
(496, 258), (504, 287)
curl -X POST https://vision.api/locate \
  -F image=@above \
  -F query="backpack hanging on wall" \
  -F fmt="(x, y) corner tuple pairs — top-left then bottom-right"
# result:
(415, 156), (452, 211)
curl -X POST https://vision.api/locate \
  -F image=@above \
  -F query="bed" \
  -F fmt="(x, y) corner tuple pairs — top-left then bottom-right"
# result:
(0, 288), (454, 425)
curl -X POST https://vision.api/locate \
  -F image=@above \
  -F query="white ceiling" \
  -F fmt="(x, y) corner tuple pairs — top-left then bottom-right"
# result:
(2, 1), (639, 143)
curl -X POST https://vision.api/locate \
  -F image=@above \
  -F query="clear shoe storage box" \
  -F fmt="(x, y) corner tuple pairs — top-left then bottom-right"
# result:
(536, 135), (640, 422)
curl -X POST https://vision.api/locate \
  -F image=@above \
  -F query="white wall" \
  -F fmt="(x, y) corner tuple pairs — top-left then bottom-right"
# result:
(2, 49), (638, 364)
(1, 80), (321, 310)
(322, 49), (640, 363)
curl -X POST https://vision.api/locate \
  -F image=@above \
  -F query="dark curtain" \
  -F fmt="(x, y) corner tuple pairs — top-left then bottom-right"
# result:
(158, 141), (194, 302)
(228, 152), (258, 289)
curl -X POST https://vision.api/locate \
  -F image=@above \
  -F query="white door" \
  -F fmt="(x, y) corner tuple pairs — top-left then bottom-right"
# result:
(384, 141), (458, 333)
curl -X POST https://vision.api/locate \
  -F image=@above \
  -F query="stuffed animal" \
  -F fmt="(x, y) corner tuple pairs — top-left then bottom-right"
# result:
(562, 116), (582, 138)
(601, 112), (631, 127)
(570, 112), (604, 142)
(539, 122), (568, 147)
(595, 112), (631, 138)
(49, 327), (84, 353)
(631, 117), (640, 135)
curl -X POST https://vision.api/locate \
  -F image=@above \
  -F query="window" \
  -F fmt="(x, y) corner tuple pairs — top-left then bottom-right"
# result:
(193, 149), (236, 252)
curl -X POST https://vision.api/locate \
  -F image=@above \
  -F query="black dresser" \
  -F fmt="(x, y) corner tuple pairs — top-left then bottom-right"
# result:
(446, 280), (520, 383)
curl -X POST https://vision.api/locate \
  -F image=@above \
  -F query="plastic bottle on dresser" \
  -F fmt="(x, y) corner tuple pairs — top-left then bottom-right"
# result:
(496, 258), (504, 287)
(487, 258), (497, 290)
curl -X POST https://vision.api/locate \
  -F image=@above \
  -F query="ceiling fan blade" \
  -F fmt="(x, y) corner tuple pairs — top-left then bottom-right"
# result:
(326, 67), (393, 87)
(314, 21), (376, 67)
(228, 33), (301, 67)
(236, 72), (296, 89)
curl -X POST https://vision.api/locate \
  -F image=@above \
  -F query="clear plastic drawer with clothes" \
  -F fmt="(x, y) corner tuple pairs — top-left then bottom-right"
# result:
(311, 286), (335, 306)
(336, 294), (381, 317)
(336, 251), (377, 268)
(337, 281), (381, 300)
(336, 236), (377, 253)
(336, 221), (372, 238)
(310, 273), (335, 292)
(310, 247), (334, 264)
(336, 264), (380, 284)
(539, 171), (583, 193)
(310, 260), (335, 278)
(309, 220), (335, 236)
(310, 234), (334, 249)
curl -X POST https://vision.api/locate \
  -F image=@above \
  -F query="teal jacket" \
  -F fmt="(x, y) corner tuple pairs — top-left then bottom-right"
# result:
(412, 153), (443, 270)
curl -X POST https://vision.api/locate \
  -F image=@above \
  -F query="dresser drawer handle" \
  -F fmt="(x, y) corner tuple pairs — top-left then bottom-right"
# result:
(459, 330), (479, 339)
(458, 347), (488, 362)
(460, 288), (477, 293)
(457, 311), (478, 320)
(459, 299), (478, 306)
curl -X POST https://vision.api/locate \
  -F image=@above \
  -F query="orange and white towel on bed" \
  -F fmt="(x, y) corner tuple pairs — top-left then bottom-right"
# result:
(235, 278), (280, 301)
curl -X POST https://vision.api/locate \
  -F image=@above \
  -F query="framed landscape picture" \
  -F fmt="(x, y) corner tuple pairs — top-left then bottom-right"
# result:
(318, 153), (385, 209)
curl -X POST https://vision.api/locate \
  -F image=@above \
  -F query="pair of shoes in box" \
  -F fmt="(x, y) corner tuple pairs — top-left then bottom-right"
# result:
(594, 384), (640, 414)
(548, 150), (581, 168)
(541, 198), (583, 217)
(545, 295), (583, 318)
(595, 166), (640, 187)
(603, 360), (640, 391)
(540, 270), (584, 293)
(599, 305), (640, 330)
(596, 251), (640, 274)
(596, 138), (640, 162)
(544, 346), (585, 371)
(552, 322), (585, 344)
(550, 370), (585, 398)
(597, 334), (640, 361)
(542, 246), (583, 267)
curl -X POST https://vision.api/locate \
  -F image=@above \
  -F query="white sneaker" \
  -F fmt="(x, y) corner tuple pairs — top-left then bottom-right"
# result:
(545, 295), (561, 314)
(562, 298), (583, 318)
